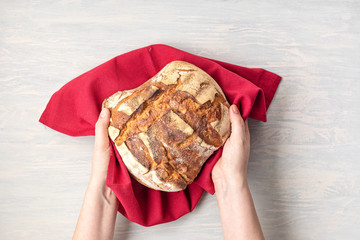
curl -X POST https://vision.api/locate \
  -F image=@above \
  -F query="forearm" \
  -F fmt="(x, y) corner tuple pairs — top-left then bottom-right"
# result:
(214, 177), (264, 240)
(73, 181), (118, 240)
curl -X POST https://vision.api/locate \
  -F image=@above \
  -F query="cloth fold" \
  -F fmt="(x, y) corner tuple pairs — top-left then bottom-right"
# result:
(39, 44), (281, 226)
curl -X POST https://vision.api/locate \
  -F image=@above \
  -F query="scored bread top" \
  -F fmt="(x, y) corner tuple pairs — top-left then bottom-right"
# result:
(103, 61), (230, 191)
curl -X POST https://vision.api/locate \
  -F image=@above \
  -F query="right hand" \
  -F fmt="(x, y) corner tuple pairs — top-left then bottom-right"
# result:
(211, 104), (250, 187)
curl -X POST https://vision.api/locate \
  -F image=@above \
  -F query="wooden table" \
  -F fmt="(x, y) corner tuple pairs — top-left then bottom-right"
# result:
(1, 1), (359, 239)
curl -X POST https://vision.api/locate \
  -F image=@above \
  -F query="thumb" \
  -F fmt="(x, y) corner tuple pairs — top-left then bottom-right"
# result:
(229, 104), (246, 140)
(94, 108), (110, 153)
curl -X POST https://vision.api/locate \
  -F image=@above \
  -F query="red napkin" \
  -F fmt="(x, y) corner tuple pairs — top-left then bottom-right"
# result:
(39, 44), (281, 226)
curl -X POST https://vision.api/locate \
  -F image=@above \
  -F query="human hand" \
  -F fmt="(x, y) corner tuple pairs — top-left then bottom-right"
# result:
(211, 104), (250, 188)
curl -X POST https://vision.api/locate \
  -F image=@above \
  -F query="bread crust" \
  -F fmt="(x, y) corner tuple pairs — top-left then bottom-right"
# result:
(103, 61), (230, 191)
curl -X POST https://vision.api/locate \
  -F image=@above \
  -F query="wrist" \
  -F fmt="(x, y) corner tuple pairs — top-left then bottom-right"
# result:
(213, 173), (248, 195)
(89, 174), (106, 189)
(211, 161), (248, 189)
(86, 180), (118, 207)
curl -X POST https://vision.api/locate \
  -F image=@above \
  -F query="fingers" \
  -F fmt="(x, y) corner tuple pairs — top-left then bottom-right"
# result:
(212, 105), (250, 184)
(90, 108), (111, 185)
(229, 105), (246, 139)
(94, 108), (110, 153)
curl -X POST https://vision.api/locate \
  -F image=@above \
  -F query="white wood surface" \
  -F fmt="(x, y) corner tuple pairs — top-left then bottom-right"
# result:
(1, 0), (359, 239)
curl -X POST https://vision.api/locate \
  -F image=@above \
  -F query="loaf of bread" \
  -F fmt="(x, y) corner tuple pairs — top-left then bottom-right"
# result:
(103, 61), (230, 191)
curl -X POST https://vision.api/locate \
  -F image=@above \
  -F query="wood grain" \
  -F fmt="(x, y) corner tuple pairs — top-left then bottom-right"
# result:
(1, 0), (359, 239)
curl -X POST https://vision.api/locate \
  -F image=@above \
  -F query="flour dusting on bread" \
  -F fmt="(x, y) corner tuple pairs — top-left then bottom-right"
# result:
(103, 61), (230, 192)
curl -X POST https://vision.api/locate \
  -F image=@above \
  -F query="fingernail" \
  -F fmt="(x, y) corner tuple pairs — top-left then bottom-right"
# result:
(100, 108), (107, 118)
(231, 105), (239, 114)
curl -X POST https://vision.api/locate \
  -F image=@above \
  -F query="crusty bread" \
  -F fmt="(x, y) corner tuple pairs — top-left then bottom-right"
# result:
(103, 61), (230, 192)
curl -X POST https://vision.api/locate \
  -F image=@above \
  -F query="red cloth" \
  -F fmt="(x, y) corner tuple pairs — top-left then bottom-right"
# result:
(39, 44), (281, 226)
